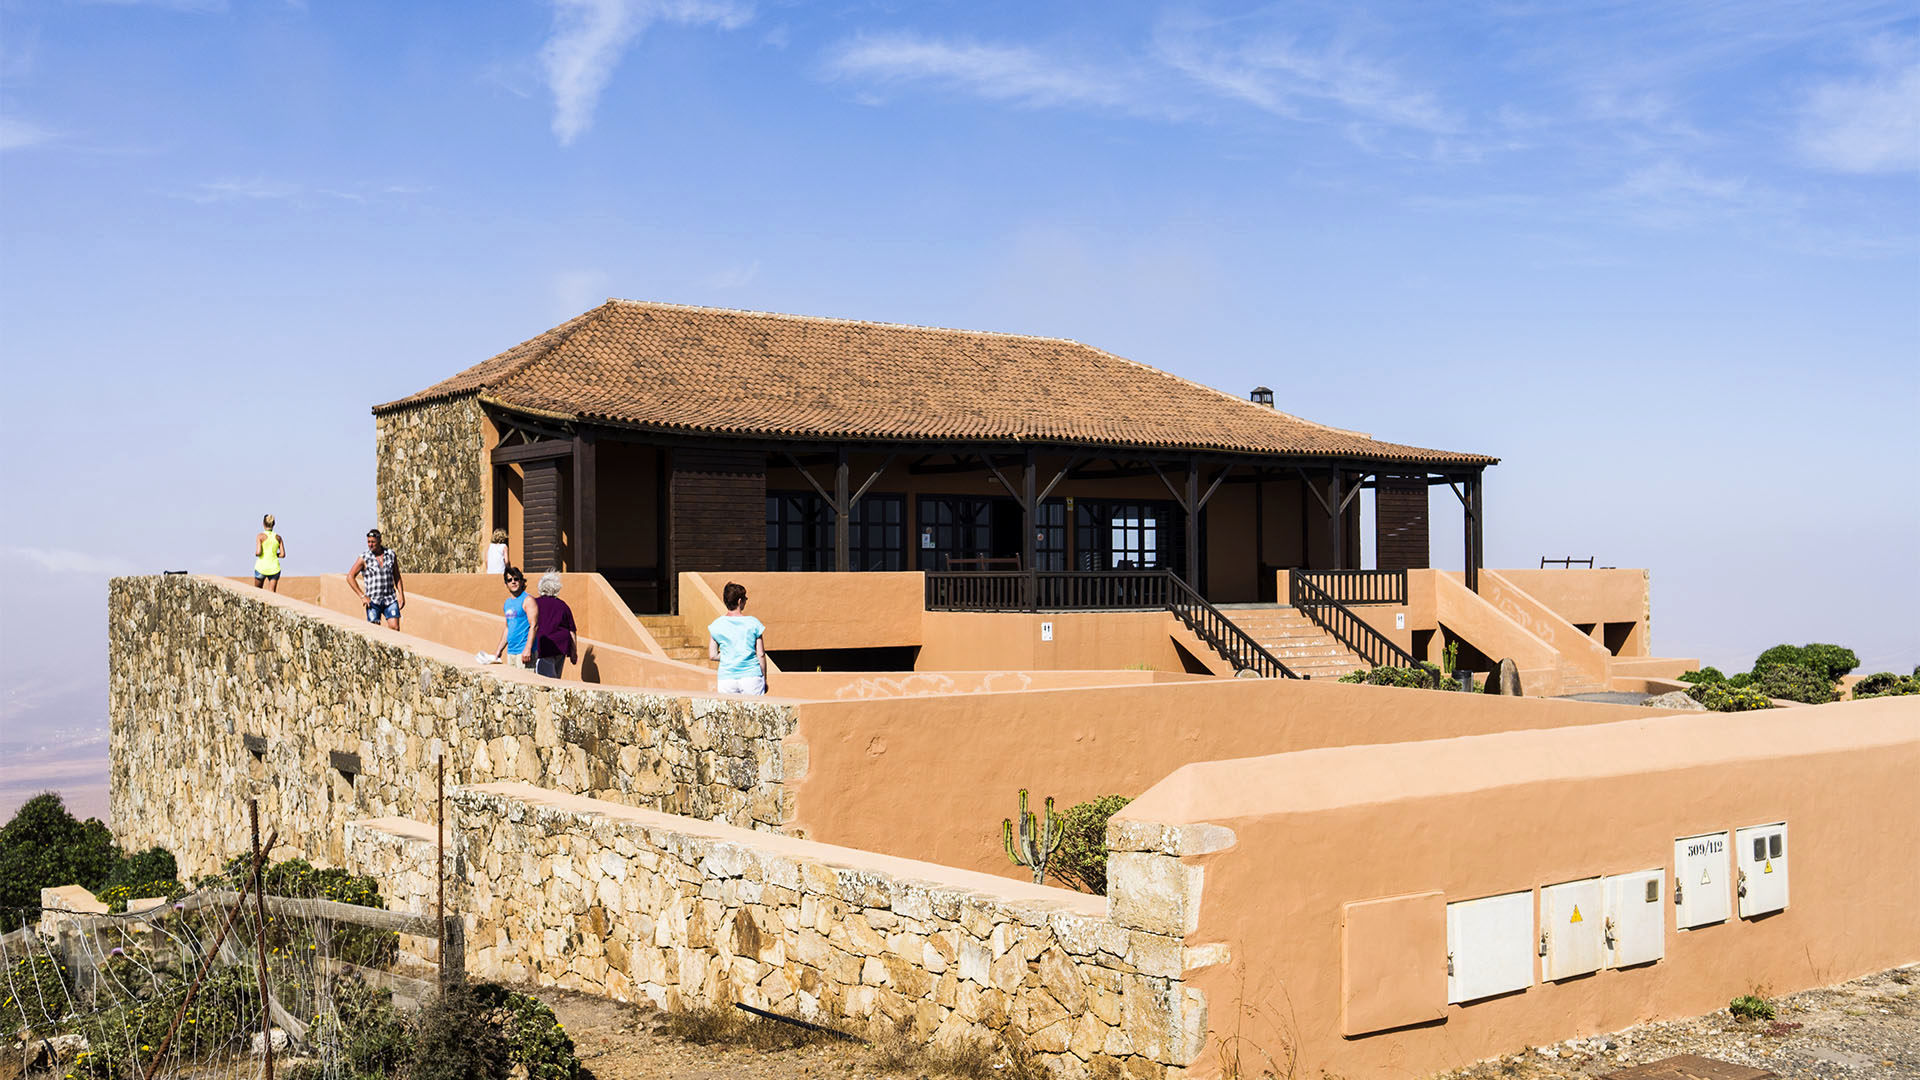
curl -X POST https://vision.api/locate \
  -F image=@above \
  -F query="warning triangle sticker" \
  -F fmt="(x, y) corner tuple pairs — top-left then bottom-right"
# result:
(1569, 906), (1583, 924)
(1764, 859), (1774, 873)
(1701, 868), (1712, 885)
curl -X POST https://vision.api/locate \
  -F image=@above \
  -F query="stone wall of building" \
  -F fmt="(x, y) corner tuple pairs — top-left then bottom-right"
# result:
(374, 394), (486, 574)
(108, 574), (800, 876)
(412, 782), (1210, 1080)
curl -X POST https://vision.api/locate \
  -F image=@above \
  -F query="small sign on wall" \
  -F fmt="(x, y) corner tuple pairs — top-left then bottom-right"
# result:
(1040, 621), (1054, 642)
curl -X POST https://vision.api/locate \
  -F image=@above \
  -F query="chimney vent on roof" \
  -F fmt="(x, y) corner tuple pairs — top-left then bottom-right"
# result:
(1250, 386), (1275, 407)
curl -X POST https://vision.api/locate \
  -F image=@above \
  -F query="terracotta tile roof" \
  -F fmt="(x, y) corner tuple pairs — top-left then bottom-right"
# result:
(375, 300), (1495, 466)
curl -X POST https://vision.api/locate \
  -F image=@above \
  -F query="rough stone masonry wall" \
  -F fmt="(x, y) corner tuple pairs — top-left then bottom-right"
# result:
(442, 784), (1209, 1080)
(374, 394), (486, 574)
(108, 575), (799, 876)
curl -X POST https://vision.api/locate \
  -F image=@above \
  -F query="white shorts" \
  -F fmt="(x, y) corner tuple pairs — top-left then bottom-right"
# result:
(717, 675), (766, 696)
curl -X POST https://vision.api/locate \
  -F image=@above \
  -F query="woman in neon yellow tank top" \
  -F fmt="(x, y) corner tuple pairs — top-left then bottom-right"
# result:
(254, 513), (285, 592)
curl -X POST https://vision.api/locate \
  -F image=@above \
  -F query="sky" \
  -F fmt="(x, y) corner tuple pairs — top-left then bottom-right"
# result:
(1, 0), (1916, 821)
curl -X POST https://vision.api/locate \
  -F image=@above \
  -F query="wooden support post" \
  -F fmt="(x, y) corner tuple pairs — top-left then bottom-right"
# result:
(834, 448), (850, 572)
(1467, 471), (1485, 594)
(572, 435), (597, 573)
(1329, 471), (1346, 571)
(656, 449), (673, 612)
(1185, 458), (1201, 588)
(436, 754), (445, 976)
(1021, 451), (1037, 608)
(251, 799), (274, 1080)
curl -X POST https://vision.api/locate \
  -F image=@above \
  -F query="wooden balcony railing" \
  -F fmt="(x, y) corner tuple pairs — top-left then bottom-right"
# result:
(1289, 572), (1425, 676)
(1291, 569), (1408, 605)
(925, 569), (1301, 679)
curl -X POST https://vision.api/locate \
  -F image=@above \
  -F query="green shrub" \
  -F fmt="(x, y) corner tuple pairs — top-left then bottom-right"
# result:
(1853, 671), (1919, 699)
(1338, 665), (1449, 690)
(1728, 671), (1755, 688)
(107, 847), (181, 892)
(203, 856), (398, 967)
(72, 965), (258, 1078)
(1049, 795), (1132, 895)
(1754, 642), (1858, 682)
(472, 983), (589, 1080)
(0, 793), (121, 931)
(2, 954), (69, 1033)
(1678, 666), (1726, 685)
(412, 983), (512, 1080)
(1802, 644), (1859, 681)
(1750, 663), (1836, 705)
(1728, 993), (1776, 1022)
(309, 975), (416, 1079)
(1687, 682), (1775, 712)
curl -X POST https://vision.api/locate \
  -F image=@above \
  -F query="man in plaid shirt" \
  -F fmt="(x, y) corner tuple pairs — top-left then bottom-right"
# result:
(348, 528), (406, 629)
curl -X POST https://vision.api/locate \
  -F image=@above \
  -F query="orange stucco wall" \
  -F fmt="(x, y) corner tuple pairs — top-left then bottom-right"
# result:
(788, 679), (1680, 879)
(918, 609), (1221, 673)
(768, 668), (1197, 700)
(688, 571), (925, 651)
(1127, 697), (1920, 1077)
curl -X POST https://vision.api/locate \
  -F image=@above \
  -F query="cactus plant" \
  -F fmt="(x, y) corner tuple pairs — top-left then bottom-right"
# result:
(1002, 789), (1066, 885)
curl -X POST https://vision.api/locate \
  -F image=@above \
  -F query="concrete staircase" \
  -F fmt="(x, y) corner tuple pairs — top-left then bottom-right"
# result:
(1218, 606), (1370, 681)
(637, 615), (713, 668)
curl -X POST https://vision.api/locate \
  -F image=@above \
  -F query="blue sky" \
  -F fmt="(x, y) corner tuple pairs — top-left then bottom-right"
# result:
(2, 0), (1917, 815)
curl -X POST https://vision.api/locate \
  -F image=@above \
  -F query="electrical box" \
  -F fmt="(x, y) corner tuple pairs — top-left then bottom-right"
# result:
(1736, 822), (1789, 918)
(1673, 831), (1731, 929)
(1603, 869), (1666, 968)
(1040, 621), (1054, 642)
(1446, 891), (1535, 1004)
(1539, 878), (1606, 981)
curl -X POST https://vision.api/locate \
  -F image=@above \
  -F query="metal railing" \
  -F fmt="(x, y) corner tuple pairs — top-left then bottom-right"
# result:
(1540, 556), (1596, 569)
(1165, 572), (1300, 679)
(1289, 571), (1426, 676)
(1292, 569), (1408, 605)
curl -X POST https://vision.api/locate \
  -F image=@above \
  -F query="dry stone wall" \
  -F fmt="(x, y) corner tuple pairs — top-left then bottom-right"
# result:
(374, 394), (486, 574)
(108, 575), (800, 876)
(432, 783), (1210, 1080)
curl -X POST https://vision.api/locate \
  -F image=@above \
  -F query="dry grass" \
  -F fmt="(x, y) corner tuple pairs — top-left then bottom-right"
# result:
(653, 1003), (831, 1051)
(863, 1015), (1039, 1080)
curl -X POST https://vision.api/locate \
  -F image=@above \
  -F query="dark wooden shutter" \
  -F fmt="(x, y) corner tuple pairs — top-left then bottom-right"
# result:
(669, 449), (767, 603)
(523, 458), (564, 573)
(1375, 477), (1429, 571)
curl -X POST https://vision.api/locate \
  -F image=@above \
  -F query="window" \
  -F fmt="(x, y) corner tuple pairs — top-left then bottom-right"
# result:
(1075, 500), (1185, 574)
(767, 492), (906, 571)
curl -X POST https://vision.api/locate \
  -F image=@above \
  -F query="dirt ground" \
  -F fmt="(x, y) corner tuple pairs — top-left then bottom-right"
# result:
(1431, 965), (1919, 1080)
(536, 964), (1920, 1080)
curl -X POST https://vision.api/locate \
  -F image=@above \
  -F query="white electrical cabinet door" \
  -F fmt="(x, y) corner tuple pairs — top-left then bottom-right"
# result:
(1603, 869), (1666, 968)
(1674, 831), (1731, 929)
(1447, 891), (1535, 1004)
(1736, 822), (1789, 917)
(1540, 878), (1606, 981)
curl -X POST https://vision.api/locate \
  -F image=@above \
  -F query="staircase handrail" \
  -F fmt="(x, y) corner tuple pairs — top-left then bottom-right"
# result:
(1164, 571), (1301, 680)
(1289, 572), (1426, 677)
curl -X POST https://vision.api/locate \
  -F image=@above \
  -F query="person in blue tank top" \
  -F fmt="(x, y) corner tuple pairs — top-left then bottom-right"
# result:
(707, 582), (768, 695)
(492, 566), (536, 668)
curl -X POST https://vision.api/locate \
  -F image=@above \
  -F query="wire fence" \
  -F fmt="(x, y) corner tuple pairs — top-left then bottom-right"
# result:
(3, 800), (450, 1080)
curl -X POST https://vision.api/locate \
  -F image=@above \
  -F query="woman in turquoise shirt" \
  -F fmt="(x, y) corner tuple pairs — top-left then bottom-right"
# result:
(707, 582), (767, 695)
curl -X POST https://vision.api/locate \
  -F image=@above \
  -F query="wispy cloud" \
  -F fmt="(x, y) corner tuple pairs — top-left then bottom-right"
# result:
(540, 0), (752, 146)
(822, 33), (1133, 110)
(702, 260), (760, 289)
(1152, 14), (1458, 136)
(1, 546), (137, 577)
(71, 0), (228, 11)
(0, 113), (55, 152)
(182, 176), (303, 203)
(1797, 35), (1920, 174)
(173, 177), (428, 204)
